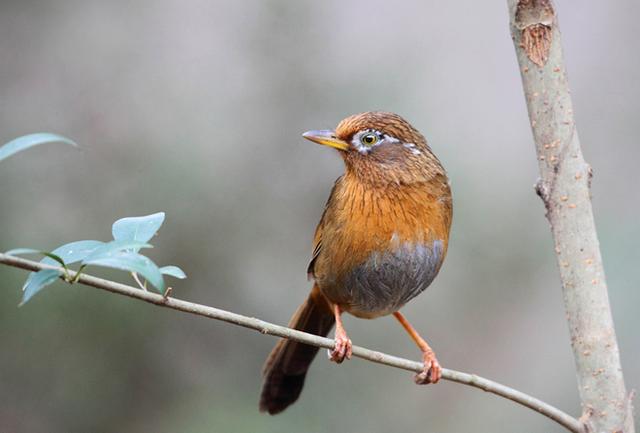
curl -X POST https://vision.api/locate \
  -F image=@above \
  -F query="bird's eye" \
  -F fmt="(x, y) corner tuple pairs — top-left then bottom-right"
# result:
(360, 133), (378, 146)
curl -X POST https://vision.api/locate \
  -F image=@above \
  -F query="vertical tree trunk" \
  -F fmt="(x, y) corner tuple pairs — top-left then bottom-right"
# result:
(506, 1), (634, 432)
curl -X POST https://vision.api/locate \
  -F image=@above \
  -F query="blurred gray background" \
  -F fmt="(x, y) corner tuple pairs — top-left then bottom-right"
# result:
(0, 1), (637, 432)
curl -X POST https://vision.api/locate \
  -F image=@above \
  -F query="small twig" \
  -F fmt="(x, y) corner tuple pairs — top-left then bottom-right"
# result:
(131, 272), (147, 291)
(0, 252), (584, 433)
(71, 264), (87, 284)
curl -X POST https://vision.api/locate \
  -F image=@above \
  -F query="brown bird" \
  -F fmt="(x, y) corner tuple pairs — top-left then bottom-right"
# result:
(259, 111), (452, 414)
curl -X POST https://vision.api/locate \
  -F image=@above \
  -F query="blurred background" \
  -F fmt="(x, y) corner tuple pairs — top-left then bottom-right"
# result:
(0, 1), (637, 432)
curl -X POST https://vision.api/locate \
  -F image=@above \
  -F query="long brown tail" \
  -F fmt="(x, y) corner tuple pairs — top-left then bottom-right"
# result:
(259, 285), (334, 415)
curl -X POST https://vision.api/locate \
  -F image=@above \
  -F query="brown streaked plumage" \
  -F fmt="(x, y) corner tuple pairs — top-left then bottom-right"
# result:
(259, 112), (452, 415)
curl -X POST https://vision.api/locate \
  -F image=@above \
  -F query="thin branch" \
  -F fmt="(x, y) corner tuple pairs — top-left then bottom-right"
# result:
(0, 252), (583, 433)
(507, 1), (634, 432)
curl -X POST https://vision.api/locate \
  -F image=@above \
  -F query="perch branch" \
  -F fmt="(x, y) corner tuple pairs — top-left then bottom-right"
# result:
(507, 1), (634, 432)
(0, 252), (583, 432)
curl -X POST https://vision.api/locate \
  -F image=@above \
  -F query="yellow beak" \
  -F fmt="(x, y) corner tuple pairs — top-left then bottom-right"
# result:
(302, 130), (350, 151)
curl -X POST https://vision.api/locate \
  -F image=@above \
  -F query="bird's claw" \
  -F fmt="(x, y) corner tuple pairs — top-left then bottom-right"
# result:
(328, 335), (352, 363)
(414, 351), (441, 384)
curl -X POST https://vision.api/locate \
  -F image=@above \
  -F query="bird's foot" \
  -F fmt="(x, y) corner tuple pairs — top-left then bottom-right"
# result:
(414, 350), (441, 384)
(328, 333), (352, 363)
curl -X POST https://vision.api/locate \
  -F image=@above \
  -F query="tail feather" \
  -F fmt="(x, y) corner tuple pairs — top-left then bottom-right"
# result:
(259, 286), (334, 414)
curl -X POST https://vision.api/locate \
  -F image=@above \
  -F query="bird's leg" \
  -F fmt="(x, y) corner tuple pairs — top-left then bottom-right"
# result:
(328, 303), (352, 363)
(393, 311), (441, 384)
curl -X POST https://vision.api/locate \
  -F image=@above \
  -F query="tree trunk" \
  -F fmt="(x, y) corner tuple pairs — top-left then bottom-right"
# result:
(506, 1), (634, 432)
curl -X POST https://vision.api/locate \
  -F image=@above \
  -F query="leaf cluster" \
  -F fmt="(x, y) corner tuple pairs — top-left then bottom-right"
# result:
(1, 134), (186, 305)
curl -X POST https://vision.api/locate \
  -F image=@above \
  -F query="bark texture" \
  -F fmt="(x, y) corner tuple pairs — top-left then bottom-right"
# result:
(507, 1), (634, 432)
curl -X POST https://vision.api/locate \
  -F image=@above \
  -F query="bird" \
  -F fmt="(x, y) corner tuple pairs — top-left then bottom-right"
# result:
(259, 111), (452, 415)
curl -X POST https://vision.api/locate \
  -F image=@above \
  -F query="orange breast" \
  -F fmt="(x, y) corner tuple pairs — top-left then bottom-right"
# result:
(312, 173), (452, 317)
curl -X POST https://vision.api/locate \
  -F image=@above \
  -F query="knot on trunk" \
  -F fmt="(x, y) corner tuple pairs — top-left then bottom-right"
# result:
(515, 0), (555, 67)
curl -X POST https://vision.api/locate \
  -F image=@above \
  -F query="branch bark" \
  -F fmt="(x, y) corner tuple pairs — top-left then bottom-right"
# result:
(507, 1), (634, 432)
(0, 252), (584, 432)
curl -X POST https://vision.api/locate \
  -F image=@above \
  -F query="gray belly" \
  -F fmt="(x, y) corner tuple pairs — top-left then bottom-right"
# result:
(337, 240), (444, 318)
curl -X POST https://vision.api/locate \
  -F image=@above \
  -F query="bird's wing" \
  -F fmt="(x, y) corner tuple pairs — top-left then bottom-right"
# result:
(307, 176), (342, 279)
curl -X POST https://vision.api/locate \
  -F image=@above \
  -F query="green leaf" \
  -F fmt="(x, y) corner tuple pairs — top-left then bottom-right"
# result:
(19, 269), (63, 306)
(5, 248), (43, 255)
(111, 212), (165, 251)
(160, 265), (187, 279)
(84, 252), (165, 292)
(0, 133), (77, 162)
(45, 240), (104, 266)
(82, 240), (153, 262)
(13, 241), (105, 292)
(6, 248), (67, 268)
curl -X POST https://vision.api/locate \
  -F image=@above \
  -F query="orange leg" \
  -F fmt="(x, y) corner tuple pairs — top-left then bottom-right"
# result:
(329, 304), (352, 363)
(393, 311), (441, 384)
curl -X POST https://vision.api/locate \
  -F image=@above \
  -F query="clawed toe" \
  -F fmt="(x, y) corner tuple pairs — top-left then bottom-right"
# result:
(328, 335), (352, 363)
(414, 351), (441, 385)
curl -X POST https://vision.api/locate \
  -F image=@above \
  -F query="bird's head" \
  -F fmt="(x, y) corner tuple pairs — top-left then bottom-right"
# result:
(302, 111), (445, 186)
